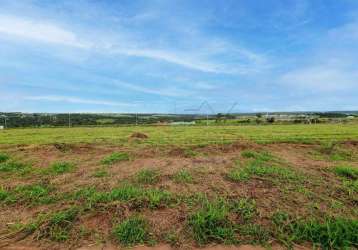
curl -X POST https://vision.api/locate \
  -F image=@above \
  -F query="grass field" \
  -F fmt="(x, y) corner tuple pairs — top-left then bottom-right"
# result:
(1, 124), (358, 145)
(0, 124), (357, 249)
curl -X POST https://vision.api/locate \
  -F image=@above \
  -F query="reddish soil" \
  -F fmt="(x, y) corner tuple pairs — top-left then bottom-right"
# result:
(0, 141), (357, 250)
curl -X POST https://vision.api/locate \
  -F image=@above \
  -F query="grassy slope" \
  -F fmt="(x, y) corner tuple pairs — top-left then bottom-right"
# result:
(0, 124), (358, 145)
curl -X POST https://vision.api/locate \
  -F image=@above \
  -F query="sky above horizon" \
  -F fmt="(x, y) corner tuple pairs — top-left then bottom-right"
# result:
(1, 0), (358, 113)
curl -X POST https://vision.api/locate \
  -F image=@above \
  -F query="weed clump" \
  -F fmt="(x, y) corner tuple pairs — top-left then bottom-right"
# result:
(0, 184), (55, 205)
(0, 153), (9, 163)
(334, 165), (358, 179)
(228, 159), (299, 183)
(136, 169), (160, 184)
(47, 161), (75, 175)
(92, 169), (109, 178)
(113, 216), (151, 246)
(74, 184), (173, 209)
(110, 184), (143, 202)
(272, 212), (358, 249)
(0, 160), (31, 174)
(101, 152), (130, 165)
(188, 199), (235, 245)
(40, 207), (79, 242)
(241, 150), (274, 162)
(173, 169), (193, 183)
(229, 198), (257, 222)
(145, 189), (171, 208)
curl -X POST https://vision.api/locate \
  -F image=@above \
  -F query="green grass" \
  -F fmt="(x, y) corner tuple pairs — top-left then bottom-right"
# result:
(228, 160), (300, 183)
(333, 165), (358, 198)
(236, 224), (270, 244)
(145, 189), (172, 208)
(333, 165), (358, 179)
(0, 160), (31, 174)
(229, 198), (257, 222)
(74, 187), (111, 208)
(101, 152), (130, 165)
(183, 148), (198, 157)
(92, 168), (109, 178)
(172, 169), (193, 183)
(109, 184), (143, 202)
(74, 184), (173, 209)
(46, 161), (76, 175)
(136, 169), (160, 184)
(0, 152), (9, 163)
(45, 207), (79, 242)
(0, 184), (55, 205)
(272, 212), (358, 249)
(113, 216), (151, 246)
(313, 143), (354, 161)
(241, 150), (274, 162)
(188, 199), (236, 245)
(1, 124), (357, 145)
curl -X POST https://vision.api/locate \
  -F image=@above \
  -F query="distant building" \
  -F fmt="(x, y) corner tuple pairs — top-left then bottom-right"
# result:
(170, 121), (196, 125)
(0, 126), (4, 130)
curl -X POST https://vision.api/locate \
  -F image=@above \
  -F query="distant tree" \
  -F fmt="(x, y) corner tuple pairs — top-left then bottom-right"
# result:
(266, 117), (275, 123)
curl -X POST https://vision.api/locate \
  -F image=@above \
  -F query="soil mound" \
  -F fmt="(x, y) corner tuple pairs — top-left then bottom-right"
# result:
(130, 132), (149, 139)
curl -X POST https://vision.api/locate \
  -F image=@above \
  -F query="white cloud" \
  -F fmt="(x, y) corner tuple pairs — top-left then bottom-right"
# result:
(24, 95), (136, 107)
(112, 80), (193, 97)
(279, 66), (358, 91)
(0, 14), (268, 75)
(0, 15), (91, 48)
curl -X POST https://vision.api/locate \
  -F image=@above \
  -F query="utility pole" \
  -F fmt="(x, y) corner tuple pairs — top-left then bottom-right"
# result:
(135, 113), (138, 126)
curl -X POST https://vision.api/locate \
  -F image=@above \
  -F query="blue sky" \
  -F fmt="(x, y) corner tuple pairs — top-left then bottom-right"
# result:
(0, 0), (358, 113)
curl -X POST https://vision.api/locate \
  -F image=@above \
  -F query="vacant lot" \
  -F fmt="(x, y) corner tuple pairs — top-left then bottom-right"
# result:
(0, 124), (357, 249)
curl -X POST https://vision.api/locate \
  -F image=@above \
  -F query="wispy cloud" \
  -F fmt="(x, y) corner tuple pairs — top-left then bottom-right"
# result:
(110, 80), (194, 97)
(24, 95), (136, 107)
(279, 66), (357, 91)
(0, 14), (268, 75)
(0, 15), (90, 48)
